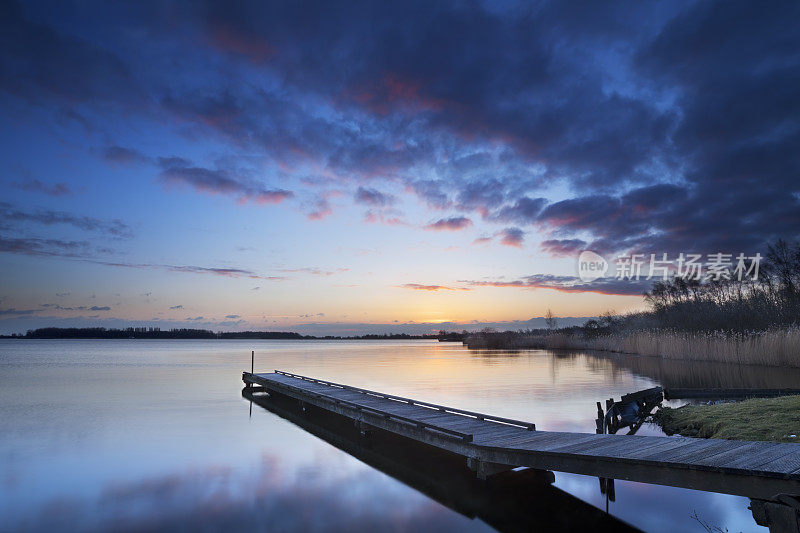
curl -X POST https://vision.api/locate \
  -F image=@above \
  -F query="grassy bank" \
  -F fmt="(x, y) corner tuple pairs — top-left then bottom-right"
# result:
(655, 395), (800, 442)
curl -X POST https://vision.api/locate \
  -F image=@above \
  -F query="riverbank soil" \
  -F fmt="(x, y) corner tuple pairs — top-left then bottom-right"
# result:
(655, 396), (800, 442)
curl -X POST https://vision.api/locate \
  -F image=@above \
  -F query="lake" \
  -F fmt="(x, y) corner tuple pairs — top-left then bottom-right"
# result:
(3, 339), (797, 532)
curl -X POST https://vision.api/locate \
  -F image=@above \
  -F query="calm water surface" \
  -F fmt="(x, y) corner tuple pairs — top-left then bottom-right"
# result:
(3, 339), (796, 532)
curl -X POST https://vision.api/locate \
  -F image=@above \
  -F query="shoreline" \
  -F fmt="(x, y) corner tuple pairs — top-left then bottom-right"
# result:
(654, 395), (800, 443)
(464, 329), (800, 368)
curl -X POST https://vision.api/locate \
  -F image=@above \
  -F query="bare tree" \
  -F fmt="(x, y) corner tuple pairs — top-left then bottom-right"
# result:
(545, 308), (558, 330)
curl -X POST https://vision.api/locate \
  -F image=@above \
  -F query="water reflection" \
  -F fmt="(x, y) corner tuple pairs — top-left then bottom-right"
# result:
(547, 348), (800, 389)
(0, 339), (784, 531)
(244, 387), (640, 532)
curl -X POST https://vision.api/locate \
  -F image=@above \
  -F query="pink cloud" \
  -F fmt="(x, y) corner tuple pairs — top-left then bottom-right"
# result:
(499, 227), (524, 247)
(398, 283), (471, 292)
(424, 216), (472, 231)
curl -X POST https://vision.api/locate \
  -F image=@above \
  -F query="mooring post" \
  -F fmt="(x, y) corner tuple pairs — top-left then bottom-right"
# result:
(595, 401), (605, 434)
(251, 350), (254, 374)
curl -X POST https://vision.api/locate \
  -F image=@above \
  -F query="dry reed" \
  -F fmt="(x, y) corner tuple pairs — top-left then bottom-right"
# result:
(544, 328), (800, 367)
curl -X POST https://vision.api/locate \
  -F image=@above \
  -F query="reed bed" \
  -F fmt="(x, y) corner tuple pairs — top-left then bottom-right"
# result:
(543, 328), (800, 367)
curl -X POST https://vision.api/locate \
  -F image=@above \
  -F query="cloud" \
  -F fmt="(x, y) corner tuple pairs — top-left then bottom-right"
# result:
(398, 283), (470, 292)
(424, 217), (472, 231)
(0, 0), (140, 106)
(499, 227), (524, 247)
(157, 158), (293, 206)
(462, 274), (650, 296)
(1, 0), (798, 258)
(408, 180), (451, 210)
(89, 306), (110, 311)
(279, 267), (347, 276)
(306, 197), (333, 220)
(225, 314), (240, 319)
(354, 187), (394, 207)
(494, 197), (547, 225)
(100, 145), (150, 165)
(541, 239), (588, 257)
(363, 210), (407, 226)
(0, 308), (38, 316)
(0, 202), (132, 239)
(470, 228), (525, 247)
(169, 305), (184, 310)
(0, 235), (93, 258)
(0, 238), (291, 283)
(455, 179), (506, 216)
(12, 178), (72, 197)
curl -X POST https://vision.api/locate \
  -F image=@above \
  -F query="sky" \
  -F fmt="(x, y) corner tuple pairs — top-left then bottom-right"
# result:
(1, 0), (798, 335)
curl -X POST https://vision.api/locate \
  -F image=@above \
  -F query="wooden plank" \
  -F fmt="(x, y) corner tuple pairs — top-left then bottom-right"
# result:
(697, 442), (775, 469)
(667, 441), (749, 465)
(605, 437), (695, 460)
(570, 436), (671, 459)
(271, 370), (536, 429)
(716, 443), (790, 470)
(765, 452), (800, 475)
(472, 425), (528, 440)
(514, 433), (601, 452)
(250, 371), (800, 485)
(636, 439), (723, 462)
(477, 431), (557, 449)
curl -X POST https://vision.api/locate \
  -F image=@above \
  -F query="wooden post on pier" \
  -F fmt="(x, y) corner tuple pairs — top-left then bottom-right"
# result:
(595, 402), (605, 434)
(246, 351), (255, 389)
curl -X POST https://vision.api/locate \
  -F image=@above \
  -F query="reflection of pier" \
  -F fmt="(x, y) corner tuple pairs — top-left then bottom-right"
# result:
(243, 386), (638, 532)
(244, 371), (800, 509)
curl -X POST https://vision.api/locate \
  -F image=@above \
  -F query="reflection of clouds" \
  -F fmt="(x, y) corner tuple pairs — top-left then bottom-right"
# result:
(10, 453), (490, 532)
(0, 342), (766, 532)
(555, 474), (755, 532)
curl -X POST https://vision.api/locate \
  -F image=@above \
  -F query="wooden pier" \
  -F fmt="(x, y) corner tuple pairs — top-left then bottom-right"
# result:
(244, 384), (639, 532)
(244, 370), (800, 501)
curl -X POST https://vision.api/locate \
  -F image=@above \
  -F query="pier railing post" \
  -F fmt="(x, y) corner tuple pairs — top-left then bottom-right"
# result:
(251, 350), (254, 374)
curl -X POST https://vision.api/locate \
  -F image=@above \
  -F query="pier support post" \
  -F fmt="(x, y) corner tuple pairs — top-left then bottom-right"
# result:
(466, 457), (515, 480)
(750, 497), (800, 533)
(355, 420), (371, 438)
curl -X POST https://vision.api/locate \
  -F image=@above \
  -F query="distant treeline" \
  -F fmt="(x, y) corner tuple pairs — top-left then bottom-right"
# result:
(2, 327), (444, 340)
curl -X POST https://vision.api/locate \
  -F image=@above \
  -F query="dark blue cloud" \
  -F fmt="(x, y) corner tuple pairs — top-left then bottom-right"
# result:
(12, 178), (73, 197)
(0, 202), (132, 238)
(0, 0), (797, 256)
(354, 187), (394, 207)
(157, 158), (294, 205)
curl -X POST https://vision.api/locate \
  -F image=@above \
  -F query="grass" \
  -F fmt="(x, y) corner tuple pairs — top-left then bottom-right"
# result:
(464, 327), (800, 367)
(655, 395), (800, 442)
(542, 328), (800, 367)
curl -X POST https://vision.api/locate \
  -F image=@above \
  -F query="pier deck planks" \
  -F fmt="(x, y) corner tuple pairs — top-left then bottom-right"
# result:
(244, 370), (800, 499)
